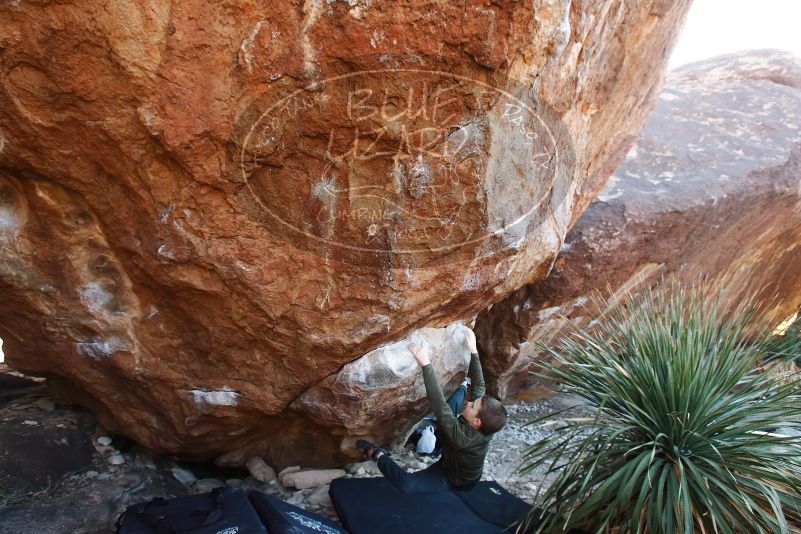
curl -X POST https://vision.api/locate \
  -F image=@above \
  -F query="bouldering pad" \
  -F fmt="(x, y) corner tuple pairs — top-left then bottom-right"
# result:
(329, 477), (512, 533)
(248, 490), (347, 534)
(117, 487), (267, 534)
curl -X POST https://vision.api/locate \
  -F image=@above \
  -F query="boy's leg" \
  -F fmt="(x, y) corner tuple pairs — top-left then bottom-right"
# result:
(427, 383), (468, 456)
(445, 384), (467, 417)
(422, 379), (470, 423)
(375, 456), (452, 495)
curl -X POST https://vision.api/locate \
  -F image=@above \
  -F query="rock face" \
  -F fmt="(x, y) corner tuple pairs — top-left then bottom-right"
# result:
(291, 323), (473, 456)
(476, 50), (801, 400)
(0, 0), (690, 466)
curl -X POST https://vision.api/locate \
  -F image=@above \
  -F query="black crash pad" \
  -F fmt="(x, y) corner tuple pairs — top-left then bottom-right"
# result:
(248, 490), (347, 534)
(454, 480), (533, 531)
(330, 477), (527, 533)
(117, 487), (267, 534)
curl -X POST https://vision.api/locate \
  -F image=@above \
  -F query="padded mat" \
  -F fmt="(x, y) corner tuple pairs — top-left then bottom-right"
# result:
(329, 477), (506, 534)
(454, 480), (532, 531)
(248, 490), (347, 534)
(117, 488), (267, 534)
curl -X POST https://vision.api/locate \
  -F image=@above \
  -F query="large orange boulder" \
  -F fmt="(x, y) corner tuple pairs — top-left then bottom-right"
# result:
(0, 0), (690, 466)
(476, 50), (801, 400)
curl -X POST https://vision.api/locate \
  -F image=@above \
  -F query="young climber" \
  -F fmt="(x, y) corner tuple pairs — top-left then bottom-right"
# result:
(356, 326), (508, 494)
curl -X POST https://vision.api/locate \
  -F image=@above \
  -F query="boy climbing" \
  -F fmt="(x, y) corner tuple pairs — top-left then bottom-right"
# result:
(356, 326), (508, 494)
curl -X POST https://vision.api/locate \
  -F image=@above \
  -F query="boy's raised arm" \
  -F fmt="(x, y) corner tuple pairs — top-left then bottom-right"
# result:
(409, 343), (460, 441)
(464, 328), (485, 400)
(468, 352), (485, 400)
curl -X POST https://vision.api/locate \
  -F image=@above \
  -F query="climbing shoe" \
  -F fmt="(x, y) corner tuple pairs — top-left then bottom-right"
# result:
(356, 439), (387, 461)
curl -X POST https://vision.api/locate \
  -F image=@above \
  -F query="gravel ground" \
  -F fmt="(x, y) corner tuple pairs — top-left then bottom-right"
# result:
(0, 364), (590, 532)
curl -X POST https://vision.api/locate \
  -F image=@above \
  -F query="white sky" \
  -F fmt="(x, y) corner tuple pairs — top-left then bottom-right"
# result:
(669, 0), (801, 69)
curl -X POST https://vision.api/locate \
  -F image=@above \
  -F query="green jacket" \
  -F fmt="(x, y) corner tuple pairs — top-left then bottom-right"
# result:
(421, 353), (491, 486)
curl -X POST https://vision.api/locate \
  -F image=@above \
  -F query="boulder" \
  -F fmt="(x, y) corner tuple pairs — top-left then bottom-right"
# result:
(0, 0), (691, 465)
(476, 50), (801, 399)
(291, 322), (472, 459)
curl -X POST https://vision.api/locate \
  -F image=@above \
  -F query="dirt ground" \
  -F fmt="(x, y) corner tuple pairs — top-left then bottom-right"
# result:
(0, 363), (581, 533)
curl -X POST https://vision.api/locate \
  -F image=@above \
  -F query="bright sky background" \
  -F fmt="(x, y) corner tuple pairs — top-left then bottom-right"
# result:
(669, 0), (801, 70)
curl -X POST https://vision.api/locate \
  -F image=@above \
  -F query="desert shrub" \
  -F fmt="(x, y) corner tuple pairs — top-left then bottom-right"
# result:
(764, 324), (801, 364)
(520, 286), (801, 533)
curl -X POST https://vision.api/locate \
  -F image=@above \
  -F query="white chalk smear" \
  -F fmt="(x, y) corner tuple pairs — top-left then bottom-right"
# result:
(190, 388), (240, 406)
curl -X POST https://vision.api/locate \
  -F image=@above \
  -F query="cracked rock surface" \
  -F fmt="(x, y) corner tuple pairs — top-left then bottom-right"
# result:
(0, 0), (689, 465)
(476, 50), (801, 399)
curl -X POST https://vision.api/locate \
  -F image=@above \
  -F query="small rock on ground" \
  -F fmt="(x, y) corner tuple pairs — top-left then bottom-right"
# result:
(281, 469), (346, 490)
(246, 456), (276, 483)
(170, 466), (196, 486)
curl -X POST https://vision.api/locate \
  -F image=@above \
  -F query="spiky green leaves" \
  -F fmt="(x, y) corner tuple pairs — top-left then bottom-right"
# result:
(520, 286), (801, 533)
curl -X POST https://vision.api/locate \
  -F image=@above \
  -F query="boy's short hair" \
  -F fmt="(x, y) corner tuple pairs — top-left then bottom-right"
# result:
(478, 396), (507, 435)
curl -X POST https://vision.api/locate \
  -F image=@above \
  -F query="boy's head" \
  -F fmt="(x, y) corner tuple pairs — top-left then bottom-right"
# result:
(460, 395), (507, 435)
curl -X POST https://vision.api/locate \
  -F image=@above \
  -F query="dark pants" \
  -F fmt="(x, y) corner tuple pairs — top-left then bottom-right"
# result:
(445, 384), (468, 419)
(376, 385), (467, 495)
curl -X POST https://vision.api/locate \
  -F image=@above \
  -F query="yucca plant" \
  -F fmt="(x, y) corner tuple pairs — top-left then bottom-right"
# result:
(762, 329), (801, 381)
(764, 319), (801, 364)
(520, 285), (801, 533)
